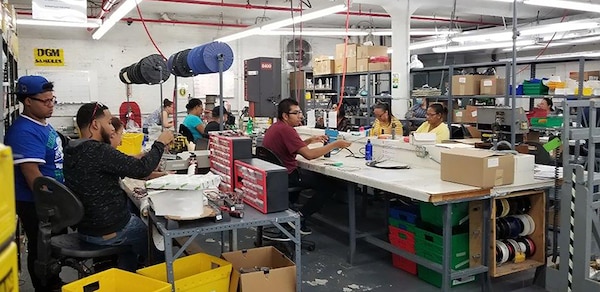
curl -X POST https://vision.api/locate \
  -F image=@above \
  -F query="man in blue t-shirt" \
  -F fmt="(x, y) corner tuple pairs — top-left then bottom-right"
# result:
(4, 75), (64, 291)
(182, 98), (206, 141)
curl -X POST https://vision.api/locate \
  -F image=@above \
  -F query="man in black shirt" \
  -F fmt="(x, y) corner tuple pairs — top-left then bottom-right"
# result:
(64, 102), (173, 271)
(203, 105), (229, 137)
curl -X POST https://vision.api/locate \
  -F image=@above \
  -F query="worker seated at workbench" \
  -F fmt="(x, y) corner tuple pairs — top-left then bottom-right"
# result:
(371, 102), (403, 137)
(414, 103), (450, 143)
(263, 98), (352, 234)
(315, 103), (351, 132)
(64, 102), (174, 271)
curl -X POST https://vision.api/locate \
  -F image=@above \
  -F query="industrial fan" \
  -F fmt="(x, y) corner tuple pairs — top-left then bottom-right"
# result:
(285, 38), (312, 68)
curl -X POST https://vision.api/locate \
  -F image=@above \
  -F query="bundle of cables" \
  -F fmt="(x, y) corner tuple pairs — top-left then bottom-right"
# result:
(495, 196), (537, 265)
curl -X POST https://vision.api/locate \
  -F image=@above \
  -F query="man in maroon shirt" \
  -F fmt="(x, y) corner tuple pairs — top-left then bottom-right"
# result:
(263, 98), (351, 234)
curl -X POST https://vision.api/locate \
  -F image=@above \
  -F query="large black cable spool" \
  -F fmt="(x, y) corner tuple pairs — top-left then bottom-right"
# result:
(118, 54), (170, 85)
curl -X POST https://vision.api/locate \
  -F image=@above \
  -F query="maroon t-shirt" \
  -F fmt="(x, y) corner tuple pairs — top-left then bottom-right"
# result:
(262, 121), (306, 174)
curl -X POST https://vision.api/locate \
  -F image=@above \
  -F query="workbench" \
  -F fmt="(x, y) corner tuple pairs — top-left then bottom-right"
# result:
(294, 126), (554, 291)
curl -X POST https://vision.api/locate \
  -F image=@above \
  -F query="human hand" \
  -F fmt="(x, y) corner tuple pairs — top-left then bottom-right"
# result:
(156, 130), (175, 145)
(311, 135), (328, 144)
(334, 139), (352, 148)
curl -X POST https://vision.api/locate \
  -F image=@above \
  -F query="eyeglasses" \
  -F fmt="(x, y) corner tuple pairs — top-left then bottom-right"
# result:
(287, 110), (303, 115)
(29, 96), (56, 106)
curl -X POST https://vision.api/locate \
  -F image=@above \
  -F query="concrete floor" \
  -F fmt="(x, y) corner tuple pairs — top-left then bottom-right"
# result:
(18, 197), (549, 292)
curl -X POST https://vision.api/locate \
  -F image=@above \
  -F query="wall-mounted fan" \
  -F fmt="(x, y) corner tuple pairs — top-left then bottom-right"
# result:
(285, 38), (312, 68)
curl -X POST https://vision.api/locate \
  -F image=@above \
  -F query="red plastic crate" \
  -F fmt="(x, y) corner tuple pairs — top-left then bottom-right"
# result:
(389, 226), (415, 247)
(392, 254), (417, 275)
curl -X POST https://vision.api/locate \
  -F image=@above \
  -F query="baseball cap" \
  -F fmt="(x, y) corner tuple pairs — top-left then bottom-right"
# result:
(16, 75), (52, 95)
(212, 105), (228, 117)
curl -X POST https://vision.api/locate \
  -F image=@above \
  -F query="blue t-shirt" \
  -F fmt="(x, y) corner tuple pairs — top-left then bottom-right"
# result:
(4, 115), (64, 202)
(182, 114), (203, 141)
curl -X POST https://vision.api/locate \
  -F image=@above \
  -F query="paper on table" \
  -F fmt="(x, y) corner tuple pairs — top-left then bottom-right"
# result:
(145, 173), (221, 190)
(147, 189), (208, 218)
(306, 110), (316, 127)
(327, 111), (337, 129)
(534, 164), (563, 179)
(435, 143), (475, 149)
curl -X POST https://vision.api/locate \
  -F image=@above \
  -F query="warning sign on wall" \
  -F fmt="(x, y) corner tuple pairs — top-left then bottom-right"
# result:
(34, 48), (64, 66)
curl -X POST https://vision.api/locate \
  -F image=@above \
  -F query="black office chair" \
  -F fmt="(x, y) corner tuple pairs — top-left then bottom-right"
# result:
(254, 146), (316, 252)
(178, 124), (194, 142)
(526, 141), (555, 166)
(32, 177), (130, 284)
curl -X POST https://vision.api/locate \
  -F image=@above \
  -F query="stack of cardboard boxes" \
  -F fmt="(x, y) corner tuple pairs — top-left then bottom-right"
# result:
(332, 43), (390, 74)
(451, 75), (506, 96)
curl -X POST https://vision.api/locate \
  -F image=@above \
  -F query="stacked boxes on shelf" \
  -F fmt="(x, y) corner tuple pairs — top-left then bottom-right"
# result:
(208, 132), (252, 192)
(416, 202), (475, 288)
(0, 144), (18, 291)
(388, 201), (419, 275)
(234, 158), (288, 214)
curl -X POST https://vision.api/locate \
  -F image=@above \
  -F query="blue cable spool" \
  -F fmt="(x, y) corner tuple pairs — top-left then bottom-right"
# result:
(187, 41), (234, 75)
(167, 54), (175, 74)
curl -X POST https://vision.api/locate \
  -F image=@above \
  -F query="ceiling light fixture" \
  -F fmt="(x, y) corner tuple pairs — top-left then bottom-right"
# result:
(92, 0), (142, 40)
(215, 2), (347, 42)
(18, 18), (101, 28)
(410, 39), (451, 50)
(524, 0), (600, 13)
(433, 40), (536, 53)
(452, 21), (599, 42)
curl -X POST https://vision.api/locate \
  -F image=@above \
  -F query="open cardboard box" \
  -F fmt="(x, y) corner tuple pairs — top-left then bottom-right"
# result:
(441, 148), (515, 188)
(222, 246), (296, 292)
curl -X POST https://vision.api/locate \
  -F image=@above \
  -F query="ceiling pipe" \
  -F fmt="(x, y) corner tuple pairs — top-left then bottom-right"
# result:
(154, 0), (302, 12)
(126, 17), (249, 27)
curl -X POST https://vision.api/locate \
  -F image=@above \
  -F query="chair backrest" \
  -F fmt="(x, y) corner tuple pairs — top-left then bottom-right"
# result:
(178, 124), (194, 142)
(32, 177), (84, 233)
(196, 137), (210, 150)
(255, 146), (285, 166)
(526, 141), (554, 165)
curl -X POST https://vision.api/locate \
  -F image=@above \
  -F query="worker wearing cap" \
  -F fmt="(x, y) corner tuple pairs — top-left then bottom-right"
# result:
(4, 75), (64, 291)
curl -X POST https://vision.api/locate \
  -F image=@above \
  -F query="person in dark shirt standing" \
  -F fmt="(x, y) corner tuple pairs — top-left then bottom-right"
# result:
(63, 102), (174, 271)
(4, 75), (64, 292)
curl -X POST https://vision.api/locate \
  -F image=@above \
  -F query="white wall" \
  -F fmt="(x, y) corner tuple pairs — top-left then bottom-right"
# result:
(17, 22), (342, 129)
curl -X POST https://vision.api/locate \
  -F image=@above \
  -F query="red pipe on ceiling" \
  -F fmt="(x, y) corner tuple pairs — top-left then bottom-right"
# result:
(126, 17), (249, 27)
(155, 0), (302, 12)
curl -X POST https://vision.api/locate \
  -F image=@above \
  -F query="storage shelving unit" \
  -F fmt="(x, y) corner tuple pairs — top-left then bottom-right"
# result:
(0, 29), (18, 142)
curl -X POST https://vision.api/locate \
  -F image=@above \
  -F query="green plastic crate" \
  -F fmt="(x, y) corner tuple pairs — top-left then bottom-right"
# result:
(419, 202), (469, 228)
(522, 81), (549, 95)
(414, 228), (469, 266)
(388, 217), (417, 233)
(417, 265), (476, 288)
(530, 116), (563, 128)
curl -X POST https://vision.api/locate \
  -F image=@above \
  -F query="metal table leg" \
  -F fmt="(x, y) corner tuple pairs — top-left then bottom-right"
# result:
(295, 215), (302, 292)
(229, 229), (237, 251)
(481, 199), (492, 292)
(164, 232), (176, 292)
(348, 182), (357, 264)
(442, 203), (453, 291)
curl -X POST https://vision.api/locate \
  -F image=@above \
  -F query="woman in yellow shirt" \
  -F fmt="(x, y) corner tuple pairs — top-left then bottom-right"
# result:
(415, 103), (450, 143)
(371, 102), (403, 137)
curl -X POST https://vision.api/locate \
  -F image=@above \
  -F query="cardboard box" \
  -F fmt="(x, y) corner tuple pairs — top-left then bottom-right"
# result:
(312, 58), (334, 75)
(368, 62), (391, 72)
(357, 45), (388, 58)
(441, 148), (515, 188)
(335, 57), (357, 74)
(335, 43), (358, 59)
(480, 77), (506, 95)
(356, 58), (369, 72)
(453, 109), (466, 123)
(513, 154), (535, 186)
(463, 105), (478, 123)
(222, 246), (296, 292)
(452, 75), (485, 96)
(569, 70), (600, 81)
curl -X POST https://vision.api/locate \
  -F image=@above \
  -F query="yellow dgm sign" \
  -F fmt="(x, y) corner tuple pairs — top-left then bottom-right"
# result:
(34, 48), (64, 66)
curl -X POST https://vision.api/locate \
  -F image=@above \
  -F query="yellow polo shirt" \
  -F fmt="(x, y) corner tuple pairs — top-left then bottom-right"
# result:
(415, 121), (450, 143)
(370, 116), (403, 137)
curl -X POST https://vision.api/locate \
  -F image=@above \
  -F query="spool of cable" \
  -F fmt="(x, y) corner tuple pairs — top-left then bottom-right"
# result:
(496, 241), (509, 264)
(505, 216), (523, 238)
(525, 236), (536, 256)
(175, 49), (194, 77)
(504, 239), (515, 261)
(500, 199), (510, 218)
(524, 214), (535, 235)
(496, 200), (504, 218)
(497, 218), (510, 238)
(521, 196), (532, 214)
(119, 54), (170, 84)
(187, 42), (234, 75)
(508, 199), (519, 216)
(514, 215), (532, 236)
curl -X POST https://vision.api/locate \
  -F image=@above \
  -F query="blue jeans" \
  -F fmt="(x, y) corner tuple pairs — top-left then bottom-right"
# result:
(79, 214), (148, 271)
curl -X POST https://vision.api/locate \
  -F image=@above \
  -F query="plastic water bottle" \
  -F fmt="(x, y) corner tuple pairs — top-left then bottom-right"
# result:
(246, 118), (253, 135)
(365, 139), (373, 162)
(187, 153), (197, 175)
(323, 139), (330, 158)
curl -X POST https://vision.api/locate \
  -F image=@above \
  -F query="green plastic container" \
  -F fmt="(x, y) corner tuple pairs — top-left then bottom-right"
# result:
(522, 81), (549, 95)
(419, 202), (469, 228)
(530, 116), (563, 128)
(417, 265), (476, 288)
(389, 217), (417, 233)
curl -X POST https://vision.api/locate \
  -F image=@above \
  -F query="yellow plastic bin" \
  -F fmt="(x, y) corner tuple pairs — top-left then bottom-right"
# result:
(117, 132), (144, 156)
(62, 268), (171, 292)
(0, 144), (16, 246)
(0, 242), (18, 292)
(137, 253), (232, 292)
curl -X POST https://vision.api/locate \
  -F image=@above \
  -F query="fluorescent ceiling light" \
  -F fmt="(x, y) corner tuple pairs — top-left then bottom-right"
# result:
(92, 0), (142, 40)
(524, 0), (600, 13)
(18, 18), (101, 28)
(498, 50), (600, 62)
(433, 40), (536, 53)
(215, 2), (347, 42)
(452, 21), (599, 42)
(410, 39), (451, 50)
(261, 4), (346, 31)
